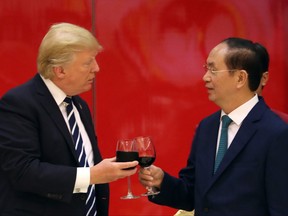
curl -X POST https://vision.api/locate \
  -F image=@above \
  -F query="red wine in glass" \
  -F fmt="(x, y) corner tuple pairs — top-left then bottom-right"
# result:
(116, 151), (138, 170)
(134, 136), (160, 196)
(116, 139), (139, 199)
(138, 156), (155, 167)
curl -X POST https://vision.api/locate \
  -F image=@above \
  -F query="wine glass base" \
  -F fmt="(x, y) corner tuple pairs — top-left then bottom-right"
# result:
(141, 191), (160, 196)
(120, 194), (140, 199)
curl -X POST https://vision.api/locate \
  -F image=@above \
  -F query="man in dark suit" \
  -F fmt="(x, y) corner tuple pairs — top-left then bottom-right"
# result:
(0, 23), (138, 216)
(138, 37), (288, 216)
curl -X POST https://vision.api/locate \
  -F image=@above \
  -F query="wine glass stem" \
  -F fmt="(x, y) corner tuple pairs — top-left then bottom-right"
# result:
(127, 176), (132, 195)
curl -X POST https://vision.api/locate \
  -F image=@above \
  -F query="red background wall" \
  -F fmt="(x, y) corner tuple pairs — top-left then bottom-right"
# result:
(1, 0), (287, 215)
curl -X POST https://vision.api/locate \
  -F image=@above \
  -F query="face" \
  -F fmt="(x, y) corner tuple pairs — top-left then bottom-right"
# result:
(202, 43), (239, 108)
(60, 50), (100, 96)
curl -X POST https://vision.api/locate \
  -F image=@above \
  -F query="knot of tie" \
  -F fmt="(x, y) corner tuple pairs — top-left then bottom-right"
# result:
(63, 96), (72, 105)
(221, 115), (232, 128)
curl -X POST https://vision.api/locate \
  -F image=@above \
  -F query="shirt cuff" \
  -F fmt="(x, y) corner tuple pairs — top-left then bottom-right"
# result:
(73, 167), (90, 193)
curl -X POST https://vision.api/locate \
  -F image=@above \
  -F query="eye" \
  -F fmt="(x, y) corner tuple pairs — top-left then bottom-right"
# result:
(84, 60), (92, 66)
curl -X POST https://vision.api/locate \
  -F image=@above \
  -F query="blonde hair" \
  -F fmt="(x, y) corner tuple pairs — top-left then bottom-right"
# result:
(37, 23), (102, 78)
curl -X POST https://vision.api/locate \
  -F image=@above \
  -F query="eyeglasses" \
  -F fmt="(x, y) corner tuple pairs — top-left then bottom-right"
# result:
(203, 64), (238, 75)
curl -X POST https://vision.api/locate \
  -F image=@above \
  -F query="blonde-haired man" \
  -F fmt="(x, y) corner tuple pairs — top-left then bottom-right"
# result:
(0, 23), (138, 216)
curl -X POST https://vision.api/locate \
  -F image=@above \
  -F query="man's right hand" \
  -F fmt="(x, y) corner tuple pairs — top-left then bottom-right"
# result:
(90, 157), (138, 184)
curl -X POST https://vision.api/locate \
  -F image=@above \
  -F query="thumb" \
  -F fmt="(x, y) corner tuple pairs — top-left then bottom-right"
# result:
(104, 157), (116, 162)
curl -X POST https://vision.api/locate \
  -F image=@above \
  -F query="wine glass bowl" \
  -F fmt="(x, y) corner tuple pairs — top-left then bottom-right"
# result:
(136, 136), (155, 167)
(116, 139), (139, 199)
(134, 136), (160, 196)
(116, 139), (139, 170)
(138, 156), (155, 168)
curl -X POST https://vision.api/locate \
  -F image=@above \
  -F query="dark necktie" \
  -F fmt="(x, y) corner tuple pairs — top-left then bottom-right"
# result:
(64, 97), (97, 216)
(214, 115), (232, 174)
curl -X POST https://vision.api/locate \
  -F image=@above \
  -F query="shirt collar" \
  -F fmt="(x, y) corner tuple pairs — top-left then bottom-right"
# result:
(221, 94), (259, 126)
(40, 75), (67, 106)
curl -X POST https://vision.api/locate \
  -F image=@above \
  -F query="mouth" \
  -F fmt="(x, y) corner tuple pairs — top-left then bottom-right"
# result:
(205, 85), (213, 90)
(205, 86), (214, 94)
(88, 78), (94, 83)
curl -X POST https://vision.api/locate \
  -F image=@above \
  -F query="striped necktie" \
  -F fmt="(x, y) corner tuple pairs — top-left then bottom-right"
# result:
(64, 97), (97, 216)
(214, 115), (232, 174)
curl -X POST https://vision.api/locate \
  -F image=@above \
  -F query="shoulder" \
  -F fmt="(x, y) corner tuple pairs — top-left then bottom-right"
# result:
(1, 75), (40, 101)
(0, 75), (50, 116)
(0, 81), (33, 109)
(199, 111), (221, 125)
(271, 108), (288, 123)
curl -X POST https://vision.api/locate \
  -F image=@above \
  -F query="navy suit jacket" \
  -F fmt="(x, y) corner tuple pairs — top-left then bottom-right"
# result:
(149, 97), (288, 216)
(0, 74), (109, 216)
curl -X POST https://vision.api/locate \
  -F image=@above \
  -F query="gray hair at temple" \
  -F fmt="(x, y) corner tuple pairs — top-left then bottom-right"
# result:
(37, 22), (102, 79)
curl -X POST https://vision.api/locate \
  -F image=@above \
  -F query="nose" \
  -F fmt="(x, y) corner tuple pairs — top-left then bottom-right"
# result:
(202, 71), (210, 82)
(91, 59), (100, 73)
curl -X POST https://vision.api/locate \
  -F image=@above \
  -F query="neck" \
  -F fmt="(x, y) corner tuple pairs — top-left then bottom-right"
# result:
(221, 92), (256, 114)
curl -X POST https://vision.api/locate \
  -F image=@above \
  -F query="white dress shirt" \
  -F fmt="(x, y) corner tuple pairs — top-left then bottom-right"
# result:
(41, 76), (92, 193)
(216, 94), (259, 154)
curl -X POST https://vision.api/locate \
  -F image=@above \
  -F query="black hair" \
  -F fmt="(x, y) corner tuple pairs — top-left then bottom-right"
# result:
(221, 37), (267, 91)
(254, 42), (269, 73)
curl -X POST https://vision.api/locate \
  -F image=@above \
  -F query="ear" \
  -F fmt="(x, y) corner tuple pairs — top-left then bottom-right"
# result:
(52, 66), (65, 79)
(261, 71), (269, 87)
(236, 70), (248, 88)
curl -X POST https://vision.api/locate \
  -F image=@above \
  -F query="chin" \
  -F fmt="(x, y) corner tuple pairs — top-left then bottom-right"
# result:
(208, 95), (215, 102)
(86, 85), (93, 91)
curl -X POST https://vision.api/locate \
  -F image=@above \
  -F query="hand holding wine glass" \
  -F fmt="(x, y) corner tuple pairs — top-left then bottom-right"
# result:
(135, 136), (160, 196)
(116, 138), (139, 199)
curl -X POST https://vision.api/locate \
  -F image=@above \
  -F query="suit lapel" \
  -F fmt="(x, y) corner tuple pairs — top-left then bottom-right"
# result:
(212, 121), (257, 179)
(72, 97), (96, 144)
(72, 96), (102, 164)
(204, 99), (266, 193)
(33, 75), (79, 162)
(204, 115), (220, 179)
(195, 112), (221, 195)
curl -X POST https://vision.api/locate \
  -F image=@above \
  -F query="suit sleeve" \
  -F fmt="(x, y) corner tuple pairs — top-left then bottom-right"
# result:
(0, 91), (76, 203)
(148, 132), (198, 211)
(266, 126), (288, 215)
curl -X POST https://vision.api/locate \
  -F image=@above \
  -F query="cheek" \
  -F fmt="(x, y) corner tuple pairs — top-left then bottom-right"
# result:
(220, 79), (237, 95)
(75, 68), (89, 78)
(82, 68), (92, 77)
(213, 80), (228, 94)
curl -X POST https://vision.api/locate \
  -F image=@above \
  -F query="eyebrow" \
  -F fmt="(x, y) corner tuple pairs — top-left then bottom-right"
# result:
(206, 62), (215, 67)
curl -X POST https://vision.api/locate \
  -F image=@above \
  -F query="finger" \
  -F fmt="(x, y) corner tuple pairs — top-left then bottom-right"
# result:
(138, 172), (153, 181)
(119, 161), (138, 170)
(110, 156), (116, 161)
(139, 167), (151, 175)
(139, 178), (153, 187)
(103, 157), (116, 162)
(122, 167), (138, 178)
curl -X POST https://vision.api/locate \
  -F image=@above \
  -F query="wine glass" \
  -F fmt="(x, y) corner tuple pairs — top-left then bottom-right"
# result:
(134, 136), (160, 196)
(116, 138), (139, 199)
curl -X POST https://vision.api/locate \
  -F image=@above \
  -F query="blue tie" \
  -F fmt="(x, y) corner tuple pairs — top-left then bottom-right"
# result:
(214, 115), (232, 174)
(64, 97), (97, 216)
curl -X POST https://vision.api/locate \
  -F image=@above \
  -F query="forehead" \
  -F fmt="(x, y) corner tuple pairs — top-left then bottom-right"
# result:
(207, 43), (228, 67)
